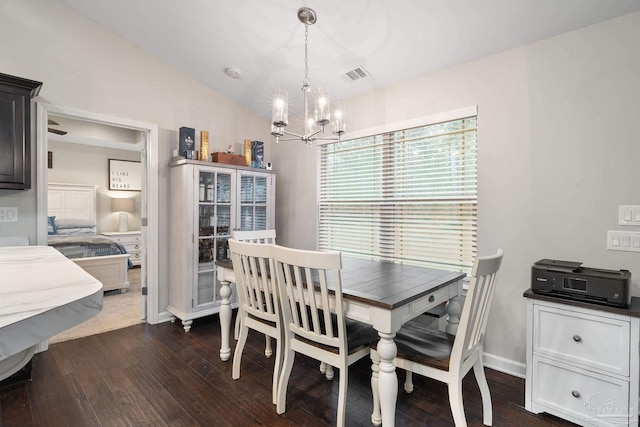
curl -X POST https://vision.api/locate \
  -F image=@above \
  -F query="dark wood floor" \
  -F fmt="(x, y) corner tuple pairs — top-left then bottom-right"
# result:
(0, 313), (577, 426)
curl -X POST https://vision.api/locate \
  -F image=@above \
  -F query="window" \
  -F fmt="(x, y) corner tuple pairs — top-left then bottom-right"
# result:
(318, 109), (477, 273)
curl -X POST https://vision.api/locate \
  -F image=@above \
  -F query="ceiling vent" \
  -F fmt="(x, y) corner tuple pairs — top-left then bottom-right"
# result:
(343, 66), (371, 83)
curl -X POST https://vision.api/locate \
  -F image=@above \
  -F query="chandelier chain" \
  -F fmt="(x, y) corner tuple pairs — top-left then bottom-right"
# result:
(303, 24), (309, 86)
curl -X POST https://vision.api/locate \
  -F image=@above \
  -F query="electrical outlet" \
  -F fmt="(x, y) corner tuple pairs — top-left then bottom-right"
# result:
(607, 230), (640, 252)
(0, 207), (18, 222)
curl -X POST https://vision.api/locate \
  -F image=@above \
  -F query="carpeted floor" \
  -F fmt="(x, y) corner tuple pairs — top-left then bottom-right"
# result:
(48, 267), (145, 344)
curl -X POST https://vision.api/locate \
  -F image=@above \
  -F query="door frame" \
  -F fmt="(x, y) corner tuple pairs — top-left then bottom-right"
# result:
(35, 103), (160, 324)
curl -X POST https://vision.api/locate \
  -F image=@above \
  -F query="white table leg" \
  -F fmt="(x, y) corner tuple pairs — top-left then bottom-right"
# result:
(219, 279), (232, 361)
(376, 332), (398, 427)
(445, 295), (464, 335)
(370, 349), (381, 426)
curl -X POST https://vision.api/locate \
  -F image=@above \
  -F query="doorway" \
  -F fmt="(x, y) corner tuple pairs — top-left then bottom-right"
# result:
(35, 103), (160, 324)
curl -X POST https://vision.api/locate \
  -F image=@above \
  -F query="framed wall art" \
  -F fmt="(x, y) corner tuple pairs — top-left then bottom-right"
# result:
(109, 159), (141, 191)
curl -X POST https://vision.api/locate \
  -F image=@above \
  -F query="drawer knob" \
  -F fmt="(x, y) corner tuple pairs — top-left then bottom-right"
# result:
(428, 295), (435, 303)
(571, 390), (581, 398)
(572, 335), (582, 342)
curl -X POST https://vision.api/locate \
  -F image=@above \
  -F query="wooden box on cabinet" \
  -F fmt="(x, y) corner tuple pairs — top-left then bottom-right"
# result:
(211, 152), (247, 166)
(524, 290), (640, 427)
(0, 73), (42, 190)
(167, 159), (275, 331)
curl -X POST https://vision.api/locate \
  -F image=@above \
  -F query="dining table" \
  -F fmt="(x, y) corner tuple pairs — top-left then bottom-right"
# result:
(216, 254), (465, 427)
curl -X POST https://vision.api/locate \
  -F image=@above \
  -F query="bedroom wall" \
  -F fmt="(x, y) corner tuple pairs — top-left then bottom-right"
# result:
(47, 141), (141, 233)
(272, 11), (640, 373)
(0, 0), (271, 322)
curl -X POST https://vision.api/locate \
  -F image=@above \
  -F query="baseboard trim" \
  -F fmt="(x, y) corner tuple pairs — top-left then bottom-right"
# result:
(157, 310), (174, 324)
(483, 352), (526, 379)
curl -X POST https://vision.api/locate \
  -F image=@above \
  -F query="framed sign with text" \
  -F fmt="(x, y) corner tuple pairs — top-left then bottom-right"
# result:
(109, 159), (141, 191)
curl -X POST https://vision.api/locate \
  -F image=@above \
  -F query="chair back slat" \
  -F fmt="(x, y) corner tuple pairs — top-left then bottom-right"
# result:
(273, 245), (344, 350)
(453, 249), (503, 364)
(232, 229), (276, 244)
(229, 239), (278, 324)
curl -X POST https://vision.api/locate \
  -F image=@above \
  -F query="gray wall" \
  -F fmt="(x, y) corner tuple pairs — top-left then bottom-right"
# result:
(1, 0), (639, 372)
(0, 0), (271, 322)
(273, 11), (640, 371)
(47, 141), (142, 233)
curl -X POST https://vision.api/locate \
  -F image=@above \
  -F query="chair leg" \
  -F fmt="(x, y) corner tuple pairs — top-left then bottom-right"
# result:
(473, 359), (493, 426)
(370, 350), (382, 427)
(404, 370), (414, 393)
(276, 348), (295, 414)
(272, 336), (282, 405)
(234, 312), (240, 340)
(336, 367), (348, 427)
(265, 335), (272, 357)
(232, 321), (249, 380)
(448, 376), (467, 427)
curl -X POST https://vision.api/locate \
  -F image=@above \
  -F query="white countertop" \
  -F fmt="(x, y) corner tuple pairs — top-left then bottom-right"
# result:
(0, 246), (103, 361)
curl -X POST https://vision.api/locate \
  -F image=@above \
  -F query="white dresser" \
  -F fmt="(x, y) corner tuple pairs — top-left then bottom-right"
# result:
(102, 231), (142, 267)
(525, 290), (640, 427)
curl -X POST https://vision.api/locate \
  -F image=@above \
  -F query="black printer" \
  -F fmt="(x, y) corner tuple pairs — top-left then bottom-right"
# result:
(531, 259), (631, 308)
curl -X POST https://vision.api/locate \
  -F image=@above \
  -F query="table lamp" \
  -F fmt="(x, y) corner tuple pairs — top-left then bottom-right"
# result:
(111, 198), (135, 232)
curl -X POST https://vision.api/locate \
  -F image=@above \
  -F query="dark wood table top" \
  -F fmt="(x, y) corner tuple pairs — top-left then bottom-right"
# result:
(217, 256), (465, 311)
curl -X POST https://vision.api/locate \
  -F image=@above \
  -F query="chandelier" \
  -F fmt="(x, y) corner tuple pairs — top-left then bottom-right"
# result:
(271, 7), (345, 145)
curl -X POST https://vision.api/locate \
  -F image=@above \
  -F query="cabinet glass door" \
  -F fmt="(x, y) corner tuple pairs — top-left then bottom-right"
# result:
(195, 168), (233, 311)
(239, 173), (268, 231)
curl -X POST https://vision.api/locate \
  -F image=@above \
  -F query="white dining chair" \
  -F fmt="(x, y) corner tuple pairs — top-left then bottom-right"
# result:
(228, 239), (282, 405)
(272, 244), (378, 427)
(370, 249), (503, 427)
(231, 229), (276, 356)
(232, 229), (276, 244)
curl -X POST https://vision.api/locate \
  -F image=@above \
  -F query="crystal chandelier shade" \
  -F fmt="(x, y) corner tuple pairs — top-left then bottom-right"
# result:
(270, 7), (346, 145)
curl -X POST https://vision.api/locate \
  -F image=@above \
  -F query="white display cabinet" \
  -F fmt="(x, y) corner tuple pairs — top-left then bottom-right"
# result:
(168, 159), (275, 331)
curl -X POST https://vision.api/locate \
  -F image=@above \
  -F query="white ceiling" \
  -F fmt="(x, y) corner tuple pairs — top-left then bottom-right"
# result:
(58, 0), (640, 122)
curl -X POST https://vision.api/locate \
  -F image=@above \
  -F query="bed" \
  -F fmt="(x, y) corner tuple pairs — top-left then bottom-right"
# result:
(48, 183), (130, 293)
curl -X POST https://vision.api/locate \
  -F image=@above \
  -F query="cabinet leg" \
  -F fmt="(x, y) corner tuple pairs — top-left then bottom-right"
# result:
(181, 320), (193, 332)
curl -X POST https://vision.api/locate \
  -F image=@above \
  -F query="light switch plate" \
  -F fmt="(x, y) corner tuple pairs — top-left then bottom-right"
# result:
(619, 205), (640, 226)
(0, 207), (18, 222)
(608, 230), (640, 252)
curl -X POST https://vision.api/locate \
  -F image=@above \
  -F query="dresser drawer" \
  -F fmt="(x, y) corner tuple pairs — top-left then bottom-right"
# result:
(533, 304), (630, 376)
(128, 251), (141, 265)
(102, 232), (142, 266)
(531, 356), (630, 426)
(121, 241), (141, 252)
(111, 234), (141, 245)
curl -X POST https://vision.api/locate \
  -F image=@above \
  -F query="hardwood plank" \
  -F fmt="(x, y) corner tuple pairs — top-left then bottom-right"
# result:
(0, 384), (34, 427)
(1, 316), (579, 426)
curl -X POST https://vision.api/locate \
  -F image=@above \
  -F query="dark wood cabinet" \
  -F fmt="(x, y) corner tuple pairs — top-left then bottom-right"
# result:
(0, 73), (42, 190)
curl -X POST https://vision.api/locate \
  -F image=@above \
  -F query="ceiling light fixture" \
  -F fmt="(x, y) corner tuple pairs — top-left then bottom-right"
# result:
(224, 66), (242, 79)
(271, 7), (345, 145)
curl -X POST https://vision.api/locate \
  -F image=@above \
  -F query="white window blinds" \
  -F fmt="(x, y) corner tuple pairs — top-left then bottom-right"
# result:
(318, 114), (477, 273)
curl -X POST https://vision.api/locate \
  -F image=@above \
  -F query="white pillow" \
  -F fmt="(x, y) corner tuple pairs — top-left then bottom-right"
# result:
(55, 218), (96, 229)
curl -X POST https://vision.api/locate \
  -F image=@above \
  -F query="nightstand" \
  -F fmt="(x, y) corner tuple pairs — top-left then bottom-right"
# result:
(102, 231), (142, 267)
